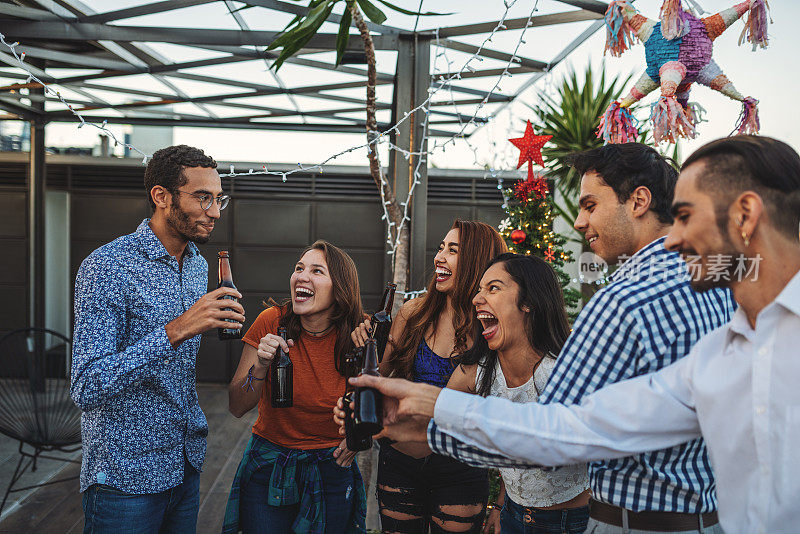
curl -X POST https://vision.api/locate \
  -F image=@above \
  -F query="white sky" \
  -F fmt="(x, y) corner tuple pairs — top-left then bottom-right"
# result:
(21, 0), (800, 170)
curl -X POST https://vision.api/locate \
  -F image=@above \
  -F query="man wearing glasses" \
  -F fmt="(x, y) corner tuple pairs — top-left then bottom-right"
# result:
(71, 145), (245, 533)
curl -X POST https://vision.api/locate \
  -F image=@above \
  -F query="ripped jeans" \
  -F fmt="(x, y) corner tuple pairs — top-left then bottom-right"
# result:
(377, 443), (489, 533)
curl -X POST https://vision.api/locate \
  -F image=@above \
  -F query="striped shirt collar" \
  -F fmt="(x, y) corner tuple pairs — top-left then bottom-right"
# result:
(609, 236), (670, 283)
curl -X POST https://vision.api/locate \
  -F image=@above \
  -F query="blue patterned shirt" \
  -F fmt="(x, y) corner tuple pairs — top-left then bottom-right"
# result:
(71, 219), (209, 494)
(429, 238), (736, 513)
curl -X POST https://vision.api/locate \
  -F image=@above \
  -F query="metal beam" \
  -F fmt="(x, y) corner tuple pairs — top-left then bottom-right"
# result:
(0, 97), (41, 121)
(52, 55), (253, 85)
(554, 0), (609, 16)
(188, 44), (396, 82)
(0, 3), (64, 21)
(50, 114), (456, 136)
(432, 81), (513, 102)
(29, 62), (46, 333)
(435, 10), (602, 38)
(80, 0), (217, 23)
(46, 79), (392, 116)
(470, 19), (605, 134)
(16, 45), (136, 71)
(439, 39), (547, 72)
(0, 21), (399, 49)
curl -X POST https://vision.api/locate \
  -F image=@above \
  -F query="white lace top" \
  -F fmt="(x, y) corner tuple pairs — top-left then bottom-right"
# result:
(476, 356), (589, 507)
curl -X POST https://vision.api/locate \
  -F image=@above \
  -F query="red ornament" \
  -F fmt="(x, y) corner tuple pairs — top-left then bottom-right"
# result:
(545, 245), (555, 262)
(509, 120), (552, 179)
(510, 229), (527, 245)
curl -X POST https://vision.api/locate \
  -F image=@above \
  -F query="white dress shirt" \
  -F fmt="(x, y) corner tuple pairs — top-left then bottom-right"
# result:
(433, 270), (800, 534)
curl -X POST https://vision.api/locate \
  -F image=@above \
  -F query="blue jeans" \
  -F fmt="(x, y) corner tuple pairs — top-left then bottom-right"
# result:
(239, 457), (355, 534)
(500, 497), (589, 534)
(82, 459), (200, 534)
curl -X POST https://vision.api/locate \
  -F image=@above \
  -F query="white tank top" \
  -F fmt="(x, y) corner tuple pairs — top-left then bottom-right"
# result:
(476, 356), (589, 507)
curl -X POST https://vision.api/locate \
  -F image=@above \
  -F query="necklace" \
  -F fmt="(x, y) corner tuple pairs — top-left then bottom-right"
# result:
(302, 323), (333, 335)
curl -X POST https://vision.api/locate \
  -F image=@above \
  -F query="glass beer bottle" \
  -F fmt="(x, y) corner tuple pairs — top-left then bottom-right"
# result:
(353, 338), (383, 437)
(344, 348), (372, 451)
(371, 282), (396, 362)
(217, 251), (242, 340)
(270, 327), (293, 408)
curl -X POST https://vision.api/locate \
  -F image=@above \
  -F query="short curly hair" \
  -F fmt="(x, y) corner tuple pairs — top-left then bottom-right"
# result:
(143, 145), (217, 211)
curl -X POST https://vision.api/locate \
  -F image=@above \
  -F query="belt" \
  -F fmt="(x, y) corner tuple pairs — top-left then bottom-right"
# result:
(589, 499), (718, 532)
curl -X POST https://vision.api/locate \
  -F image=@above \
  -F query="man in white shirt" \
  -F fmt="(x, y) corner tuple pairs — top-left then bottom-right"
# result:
(347, 135), (800, 533)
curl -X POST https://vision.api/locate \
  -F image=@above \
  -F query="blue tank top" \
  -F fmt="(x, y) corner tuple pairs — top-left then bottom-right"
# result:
(411, 339), (455, 388)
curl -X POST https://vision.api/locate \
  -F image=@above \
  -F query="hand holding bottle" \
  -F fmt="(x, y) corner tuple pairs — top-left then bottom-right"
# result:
(256, 333), (294, 370)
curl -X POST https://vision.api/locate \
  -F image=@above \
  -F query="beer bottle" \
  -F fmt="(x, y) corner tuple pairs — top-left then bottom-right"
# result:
(270, 327), (293, 408)
(343, 348), (372, 451)
(353, 338), (383, 437)
(217, 251), (242, 340)
(371, 282), (396, 362)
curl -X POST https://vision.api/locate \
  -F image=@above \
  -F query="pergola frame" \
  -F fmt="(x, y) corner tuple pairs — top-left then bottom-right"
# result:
(0, 0), (607, 330)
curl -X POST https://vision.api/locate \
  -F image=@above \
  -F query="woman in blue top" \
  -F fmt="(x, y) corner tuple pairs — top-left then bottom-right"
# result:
(351, 219), (508, 533)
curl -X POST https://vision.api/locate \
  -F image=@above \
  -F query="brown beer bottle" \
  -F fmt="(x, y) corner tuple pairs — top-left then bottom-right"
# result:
(270, 327), (293, 408)
(352, 338), (383, 437)
(217, 251), (242, 340)
(371, 282), (396, 362)
(343, 348), (372, 451)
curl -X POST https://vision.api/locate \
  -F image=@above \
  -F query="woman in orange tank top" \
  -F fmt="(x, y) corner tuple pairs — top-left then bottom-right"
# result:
(223, 240), (367, 534)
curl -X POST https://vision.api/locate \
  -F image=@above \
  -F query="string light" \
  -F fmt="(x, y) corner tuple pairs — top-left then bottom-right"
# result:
(0, 0), (547, 289)
(0, 32), (147, 159)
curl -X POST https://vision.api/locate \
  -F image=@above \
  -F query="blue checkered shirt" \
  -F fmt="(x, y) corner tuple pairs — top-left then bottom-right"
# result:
(71, 219), (209, 493)
(429, 237), (736, 513)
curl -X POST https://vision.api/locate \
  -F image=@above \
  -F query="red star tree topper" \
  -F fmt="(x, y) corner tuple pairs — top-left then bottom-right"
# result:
(509, 120), (552, 179)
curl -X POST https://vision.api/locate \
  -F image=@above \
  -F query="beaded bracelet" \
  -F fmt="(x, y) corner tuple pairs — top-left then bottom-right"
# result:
(241, 364), (265, 392)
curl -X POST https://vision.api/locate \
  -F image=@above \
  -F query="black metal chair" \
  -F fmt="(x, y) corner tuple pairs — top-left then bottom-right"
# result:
(0, 328), (81, 515)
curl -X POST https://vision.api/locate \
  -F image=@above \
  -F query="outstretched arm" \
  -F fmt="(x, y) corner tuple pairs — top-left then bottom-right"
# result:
(349, 352), (702, 468)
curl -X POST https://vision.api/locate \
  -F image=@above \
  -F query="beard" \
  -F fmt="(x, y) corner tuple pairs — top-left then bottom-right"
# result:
(685, 236), (738, 292)
(166, 198), (211, 244)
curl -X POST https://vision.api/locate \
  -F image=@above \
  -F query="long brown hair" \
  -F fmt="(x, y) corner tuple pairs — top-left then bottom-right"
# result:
(385, 219), (508, 379)
(269, 240), (364, 376)
(458, 253), (570, 397)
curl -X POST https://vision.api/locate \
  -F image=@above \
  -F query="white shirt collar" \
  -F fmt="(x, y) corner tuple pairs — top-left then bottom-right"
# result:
(725, 268), (800, 346)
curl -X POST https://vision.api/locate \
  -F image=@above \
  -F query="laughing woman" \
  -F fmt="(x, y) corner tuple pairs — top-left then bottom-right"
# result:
(452, 253), (590, 534)
(223, 240), (367, 534)
(351, 219), (508, 533)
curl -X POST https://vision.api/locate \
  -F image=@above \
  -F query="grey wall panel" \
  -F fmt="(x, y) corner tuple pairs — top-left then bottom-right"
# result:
(0, 192), (26, 238)
(0, 239), (27, 286)
(476, 206), (506, 227)
(346, 249), (385, 301)
(425, 205), (472, 248)
(315, 202), (384, 249)
(233, 248), (299, 293)
(72, 195), (149, 242)
(235, 200), (310, 246)
(196, 333), (231, 383)
(0, 286), (28, 331)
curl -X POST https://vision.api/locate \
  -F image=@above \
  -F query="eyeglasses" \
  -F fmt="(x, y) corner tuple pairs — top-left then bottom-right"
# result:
(175, 190), (230, 211)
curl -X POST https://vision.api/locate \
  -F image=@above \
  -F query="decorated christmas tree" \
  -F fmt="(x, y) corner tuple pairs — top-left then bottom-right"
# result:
(499, 121), (581, 314)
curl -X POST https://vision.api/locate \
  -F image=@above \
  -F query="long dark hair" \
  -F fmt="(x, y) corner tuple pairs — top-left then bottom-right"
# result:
(385, 219), (508, 379)
(459, 253), (570, 397)
(268, 240), (364, 376)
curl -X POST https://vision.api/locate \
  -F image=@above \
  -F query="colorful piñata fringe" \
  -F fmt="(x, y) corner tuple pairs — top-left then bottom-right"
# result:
(597, 101), (639, 144)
